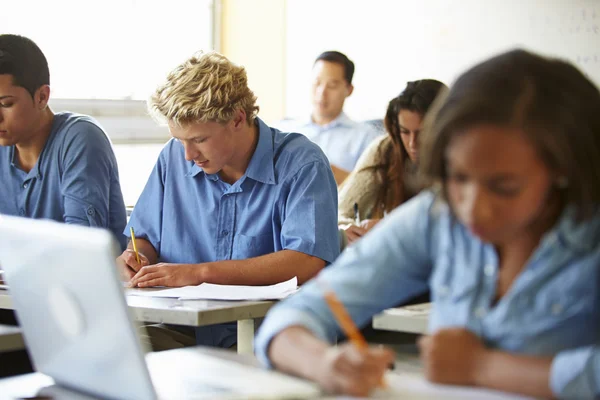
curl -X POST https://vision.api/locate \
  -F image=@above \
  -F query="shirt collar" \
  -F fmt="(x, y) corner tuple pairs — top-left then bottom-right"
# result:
(304, 112), (354, 130)
(187, 117), (276, 185)
(547, 206), (600, 254)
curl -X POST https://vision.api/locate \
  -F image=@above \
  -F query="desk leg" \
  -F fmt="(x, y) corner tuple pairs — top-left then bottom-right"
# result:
(237, 319), (254, 354)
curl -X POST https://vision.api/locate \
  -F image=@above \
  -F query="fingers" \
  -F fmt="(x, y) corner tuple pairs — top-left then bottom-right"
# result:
(129, 265), (160, 288)
(121, 249), (149, 272)
(345, 226), (367, 243)
(329, 345), (394, 395)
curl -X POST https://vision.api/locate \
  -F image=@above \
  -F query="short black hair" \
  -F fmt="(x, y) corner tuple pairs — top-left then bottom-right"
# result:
(0, 34), (50, 98)
(314, 51), (355, 84)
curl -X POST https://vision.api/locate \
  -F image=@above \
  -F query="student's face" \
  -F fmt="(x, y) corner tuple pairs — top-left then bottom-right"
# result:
(311, 60), (353, 122)
(398, 110), (423, 162)
(445, 125), (554, 245)
(0, 74), (44, 147)
(169, 118), (240, 175)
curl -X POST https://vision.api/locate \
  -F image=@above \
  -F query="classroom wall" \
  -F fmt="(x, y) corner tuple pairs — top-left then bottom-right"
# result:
(219, 0), (287, 123)
(284, 0), (600, 122)
(219, 0), (600, 125)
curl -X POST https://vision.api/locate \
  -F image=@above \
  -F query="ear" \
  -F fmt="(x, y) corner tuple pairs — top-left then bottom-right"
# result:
(232, 109), (247, 129)
(346, 84), (354, 97)
(35, 85), (51, 110)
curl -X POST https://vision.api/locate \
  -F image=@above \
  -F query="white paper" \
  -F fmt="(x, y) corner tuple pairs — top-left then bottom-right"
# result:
(126, 276), (298, 301)
(331, 371), (534, 399)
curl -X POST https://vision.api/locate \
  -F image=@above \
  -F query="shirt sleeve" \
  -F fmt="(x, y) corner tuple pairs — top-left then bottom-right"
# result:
(278, 160), (340, 264)
(256, 191), (438, 368)
(338, 136), (386, 225)
(60, 121), (118, 228)
(124, 145), (168, 256)
(550, 345), (599, 399)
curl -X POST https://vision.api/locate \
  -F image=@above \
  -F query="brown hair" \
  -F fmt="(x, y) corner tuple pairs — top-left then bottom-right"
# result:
(420, 49), (600, 221)
(363, 80), (447, 217)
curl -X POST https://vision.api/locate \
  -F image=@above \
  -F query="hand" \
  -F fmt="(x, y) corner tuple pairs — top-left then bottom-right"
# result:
(116, 249), (149, 281)
(418, 328), (488, 386)
(315, 343), (395, 397)
(343, 224), (367, 244)
(359, 218), (381, 232)
(128, 263), (207, 288)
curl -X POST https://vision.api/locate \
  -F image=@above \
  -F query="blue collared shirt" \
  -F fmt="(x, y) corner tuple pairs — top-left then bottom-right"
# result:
(126, 117), (340, 347)
(256, 191), (600, 399)
(0, 112), (127, 250)
(275, 113), (383, 171)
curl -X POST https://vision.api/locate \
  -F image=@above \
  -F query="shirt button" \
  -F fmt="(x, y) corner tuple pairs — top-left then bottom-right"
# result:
(19, 208), (25, 216)
(474, 307), (487, 318)
(87, 208), (95, 216)
(484, 264), (495, 277)
(22, 182), (28, 189)
(221, 230), (229, 236)
(551, 303), (563, 315)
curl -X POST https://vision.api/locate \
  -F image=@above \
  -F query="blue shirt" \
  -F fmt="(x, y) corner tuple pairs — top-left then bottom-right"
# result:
(126, 117), (340, 347)
(275, 113), (383, 171)
(256, 191), (600, 399)
(0, 112), (127, 250)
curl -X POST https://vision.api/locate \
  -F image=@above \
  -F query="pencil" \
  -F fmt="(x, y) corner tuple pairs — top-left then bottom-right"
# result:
(129, 227), (141, 264)
(319, 280), (387, 388)
(353, 202), (360, 225)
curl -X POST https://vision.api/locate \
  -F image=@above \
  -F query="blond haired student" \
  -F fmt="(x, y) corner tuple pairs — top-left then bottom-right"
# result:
(116, 52), (339, 349)
(256, 49), (600, 399)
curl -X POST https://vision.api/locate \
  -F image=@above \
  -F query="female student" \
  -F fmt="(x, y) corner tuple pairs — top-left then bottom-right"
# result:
(339, 80), (447, 246)
(256, 49), (600, 399)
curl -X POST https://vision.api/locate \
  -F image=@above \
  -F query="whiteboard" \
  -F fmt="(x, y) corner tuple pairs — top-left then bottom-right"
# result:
(285, 0), (600, 120)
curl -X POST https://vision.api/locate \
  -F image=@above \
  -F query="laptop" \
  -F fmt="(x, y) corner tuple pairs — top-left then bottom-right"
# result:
(0, 215), (320, 400)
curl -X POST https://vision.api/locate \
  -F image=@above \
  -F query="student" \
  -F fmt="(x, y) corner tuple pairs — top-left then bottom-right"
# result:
(339, 80), (447, 247)
(0, 34), (127, 249)
(276, 51), (382, 185)
(256, 49), (600, 399)
(117, 51), (339, 349)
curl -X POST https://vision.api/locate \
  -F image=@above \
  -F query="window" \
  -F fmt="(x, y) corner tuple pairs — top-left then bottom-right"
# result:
(3, 0), (215, 100)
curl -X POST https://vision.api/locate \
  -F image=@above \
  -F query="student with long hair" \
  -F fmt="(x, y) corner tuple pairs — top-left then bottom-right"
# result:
(256, 50), (600, 399)
(339, 80), (447, 246)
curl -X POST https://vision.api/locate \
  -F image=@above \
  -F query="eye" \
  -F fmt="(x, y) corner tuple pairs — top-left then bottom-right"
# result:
(447, 172), (469, 183)
(489, 184), (521, 197)
(193, 138), (206, 144)
(0, 102), (14, 108)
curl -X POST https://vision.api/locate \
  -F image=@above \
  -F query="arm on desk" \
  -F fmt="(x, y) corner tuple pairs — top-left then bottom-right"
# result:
(269, 326), (394, 397)
(418, 328), (555, 399)
(129, 249), (326, 288)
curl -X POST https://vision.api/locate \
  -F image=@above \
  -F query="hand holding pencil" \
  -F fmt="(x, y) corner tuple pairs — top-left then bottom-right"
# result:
(115, 227), (149, 281)
(317, 279), (394, 394)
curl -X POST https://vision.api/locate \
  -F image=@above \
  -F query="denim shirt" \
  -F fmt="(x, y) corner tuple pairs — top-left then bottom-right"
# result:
(0, 112), (127, 249)
(256, 191), (600, 399)
(127, 117), (340, 348)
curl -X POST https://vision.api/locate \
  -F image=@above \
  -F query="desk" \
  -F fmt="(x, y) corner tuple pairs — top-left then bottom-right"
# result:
(372, 302), (431, 334)
(0, 289), (273, 354)
(0, 324), (24, 353)
(0, 346), (534, 400)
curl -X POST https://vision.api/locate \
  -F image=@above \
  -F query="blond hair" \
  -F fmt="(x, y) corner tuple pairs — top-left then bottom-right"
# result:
(149, 51), (259, 126)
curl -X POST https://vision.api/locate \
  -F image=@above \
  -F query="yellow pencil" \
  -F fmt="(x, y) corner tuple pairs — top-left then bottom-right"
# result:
(319, 280), (388, 389)
(130, 227), (141, 264)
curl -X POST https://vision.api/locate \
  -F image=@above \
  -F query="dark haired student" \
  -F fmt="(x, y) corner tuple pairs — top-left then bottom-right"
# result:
(0, 34), (126, 249)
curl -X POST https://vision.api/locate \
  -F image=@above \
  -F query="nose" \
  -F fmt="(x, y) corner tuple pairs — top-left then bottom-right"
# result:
(183, 142), (200, 162)
(314, 84), (326, 101)
(408, 133), (418, 149)
(460, 184), (493, 225)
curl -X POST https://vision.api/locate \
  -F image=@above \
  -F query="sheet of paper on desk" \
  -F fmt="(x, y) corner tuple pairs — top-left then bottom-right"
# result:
(126, 276), (298, 301)
(332, 372), (534, 399)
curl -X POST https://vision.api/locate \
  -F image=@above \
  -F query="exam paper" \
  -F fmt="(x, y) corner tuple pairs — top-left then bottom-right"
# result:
(126, 276), (298, 301)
